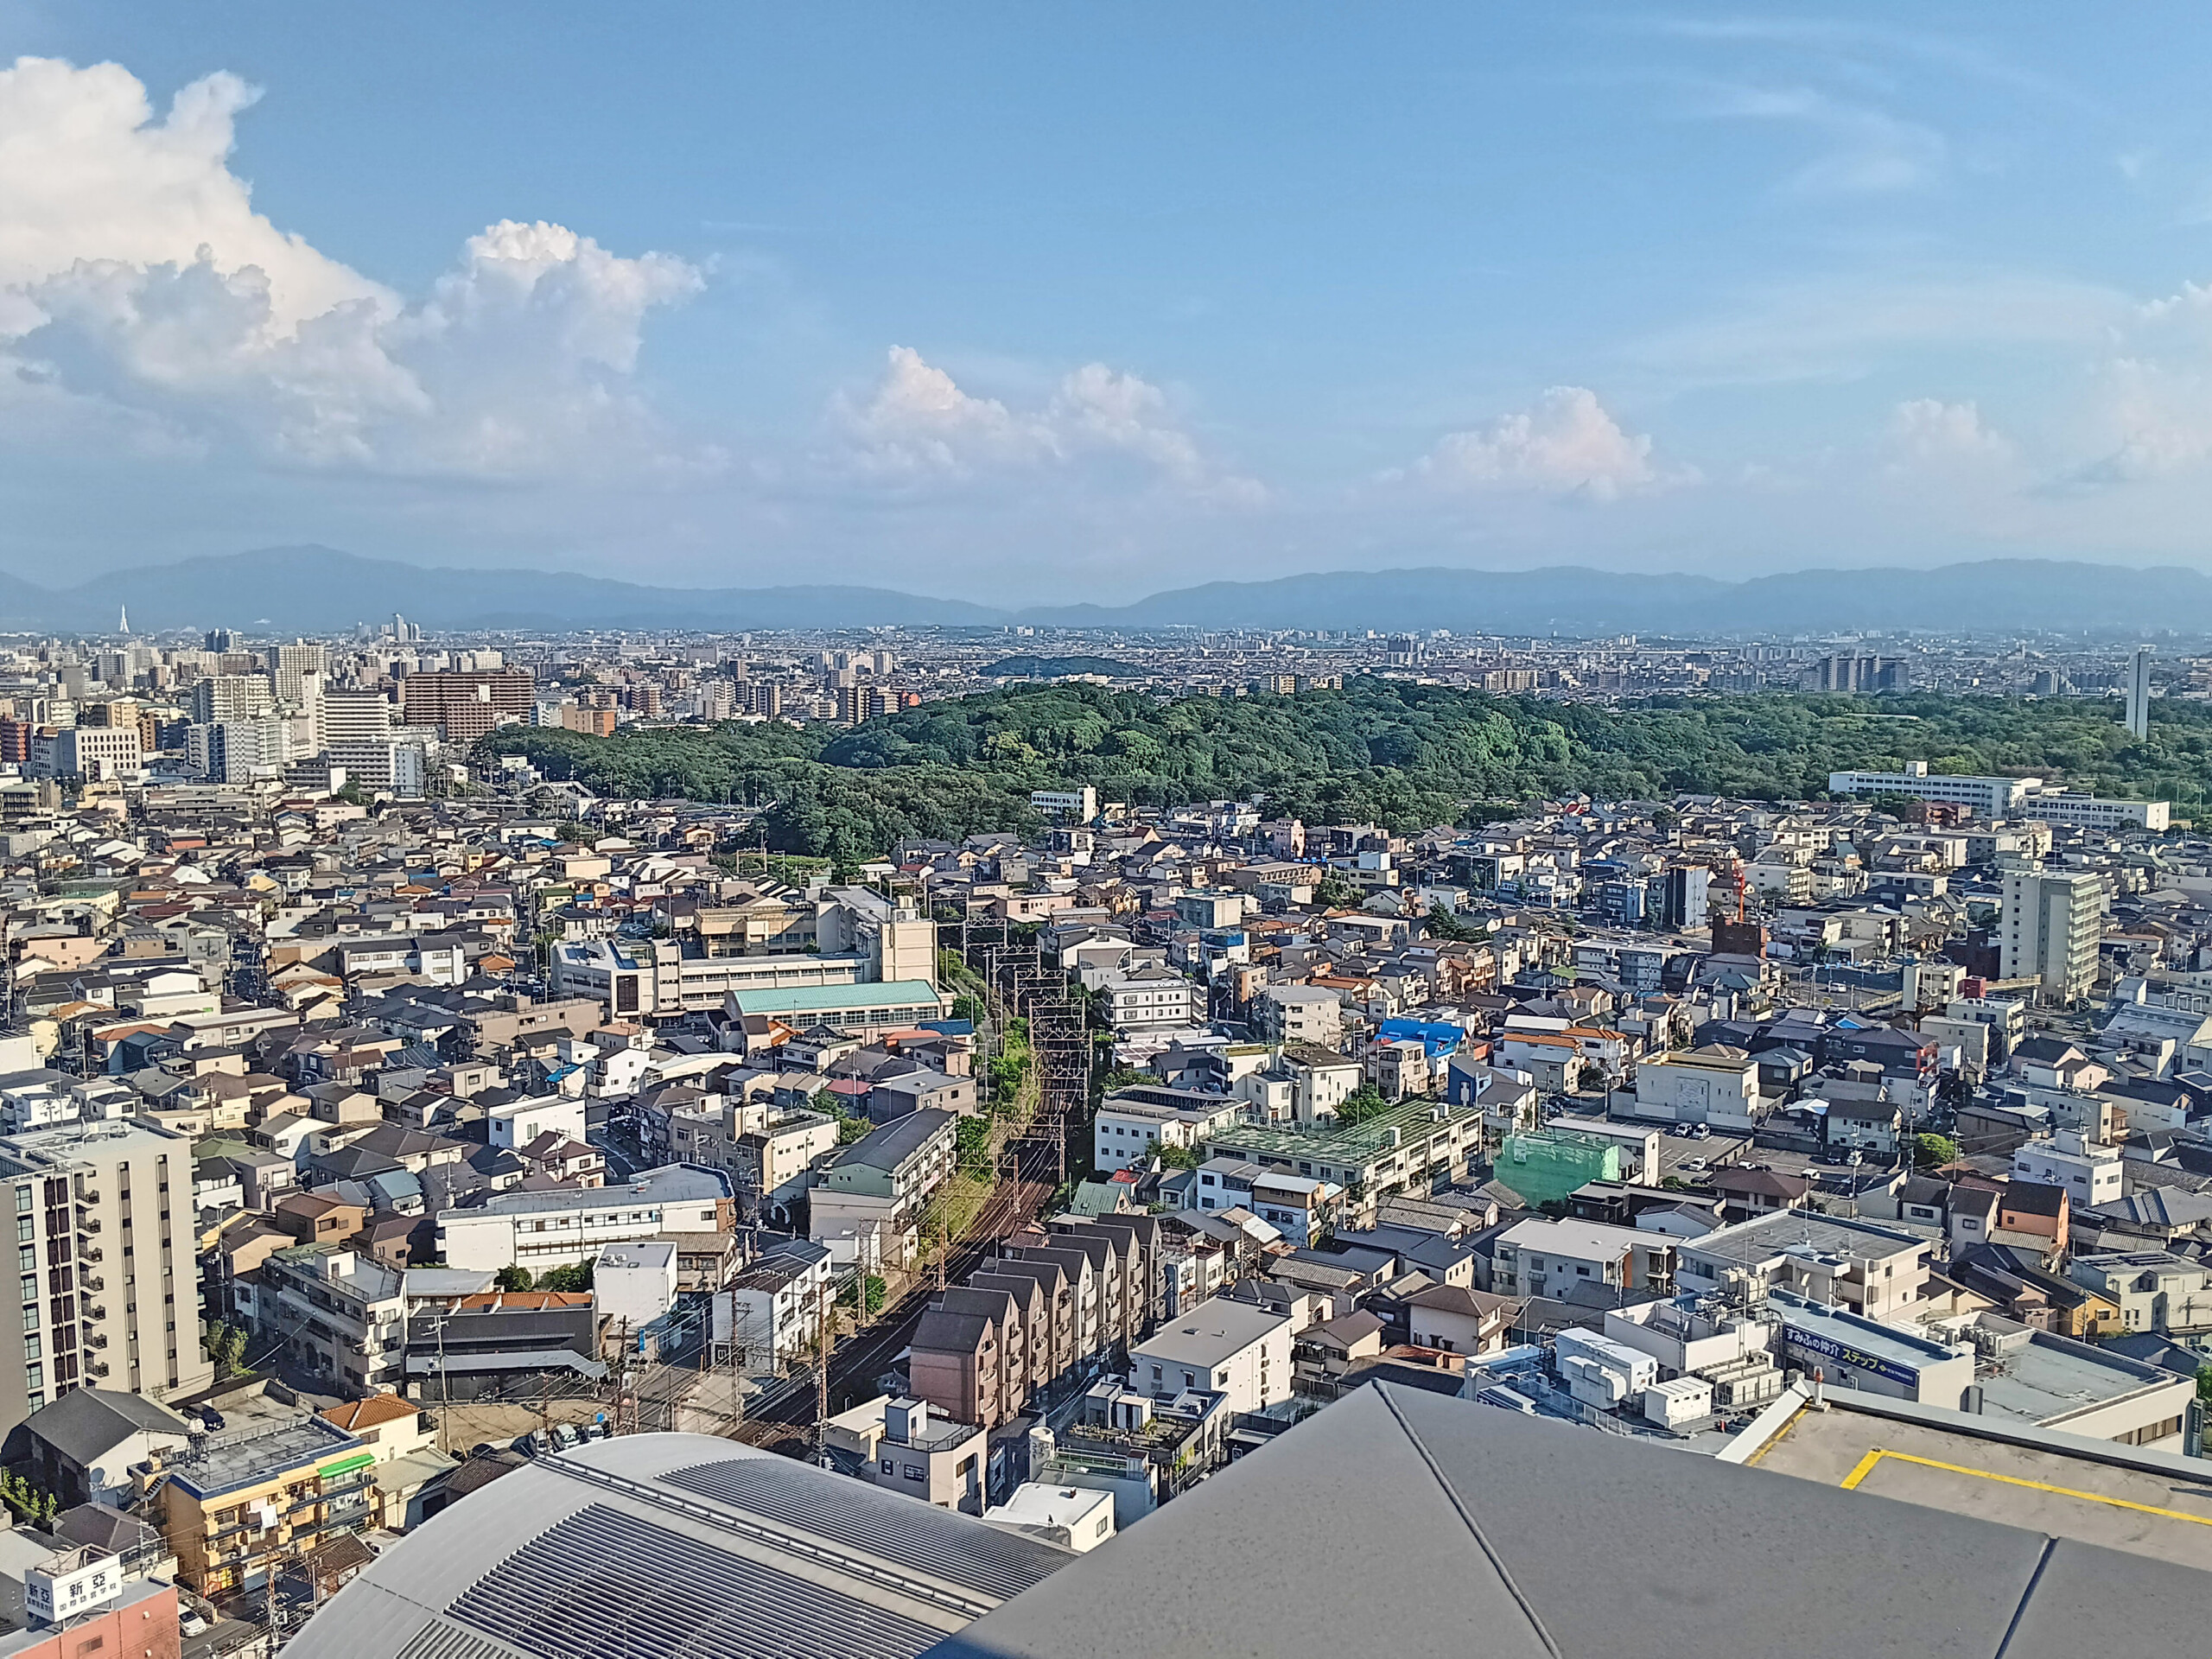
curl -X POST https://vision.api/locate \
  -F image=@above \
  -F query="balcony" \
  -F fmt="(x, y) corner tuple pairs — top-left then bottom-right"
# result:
(84, 1305), (106, 1320)
(79, 1274), (103, 1294)
(87, 1360), (108, 1378)
(79, 1246), (101, 1263)
(86, 1331), (106, 1350)
(74, 1216), (100, 1236)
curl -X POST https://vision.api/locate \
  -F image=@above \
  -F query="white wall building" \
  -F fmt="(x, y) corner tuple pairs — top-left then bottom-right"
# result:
(1127, 1295), (1292, 1414)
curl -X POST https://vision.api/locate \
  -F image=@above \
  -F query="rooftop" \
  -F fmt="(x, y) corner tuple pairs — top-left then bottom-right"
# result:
(286, 1432), (1069, 1659)
(927, 1381), (2211, 1659)
(1205, 1099), (1477, 1164)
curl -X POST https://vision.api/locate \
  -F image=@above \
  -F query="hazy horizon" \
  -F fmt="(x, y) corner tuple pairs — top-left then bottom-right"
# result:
(8, 8), (2212, 603)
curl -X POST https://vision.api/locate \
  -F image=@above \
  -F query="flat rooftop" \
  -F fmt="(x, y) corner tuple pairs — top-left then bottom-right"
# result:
(1969, 1330), (2184, 1429)
(1770, 1294), (1967, 1376)
(1748, 1391), (2212, 1573)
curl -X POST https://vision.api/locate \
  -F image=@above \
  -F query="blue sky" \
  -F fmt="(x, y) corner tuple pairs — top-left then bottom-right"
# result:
(4, 3), (2212, 602)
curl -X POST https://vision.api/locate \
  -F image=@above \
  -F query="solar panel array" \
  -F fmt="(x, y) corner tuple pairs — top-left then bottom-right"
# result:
(443, 1504), (945, 1659)
(661, 1458), (1066, 1601)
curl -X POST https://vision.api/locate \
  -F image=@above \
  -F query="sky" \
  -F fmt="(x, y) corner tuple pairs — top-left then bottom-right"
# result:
(6, 5), (2212, 603)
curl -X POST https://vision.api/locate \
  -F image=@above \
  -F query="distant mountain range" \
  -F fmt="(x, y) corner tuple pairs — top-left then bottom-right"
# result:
(0, 545), (2205, 636)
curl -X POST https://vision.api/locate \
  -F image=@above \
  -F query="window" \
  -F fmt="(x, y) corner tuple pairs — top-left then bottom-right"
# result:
(881, 1459), (895, 1474)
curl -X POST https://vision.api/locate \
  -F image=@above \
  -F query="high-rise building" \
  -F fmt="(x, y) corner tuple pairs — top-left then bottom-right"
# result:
(0, 1120), (216, 1419)
(188, 674), (274, 725)
(2126, 645), (2152, 741)
(202, 629), (235, 654)
(1999, 867), (2103, 1004)
(188, 718), (289, 783)
(397, 669), (533, 744)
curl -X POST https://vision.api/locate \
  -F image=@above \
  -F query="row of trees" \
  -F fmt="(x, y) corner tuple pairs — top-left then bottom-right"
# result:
(479, 679), (2212, 860)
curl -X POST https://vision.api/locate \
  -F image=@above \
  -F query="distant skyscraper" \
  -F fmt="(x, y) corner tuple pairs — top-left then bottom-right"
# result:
(2126, 646), (2152, 741)
(117, 605), (128, 634)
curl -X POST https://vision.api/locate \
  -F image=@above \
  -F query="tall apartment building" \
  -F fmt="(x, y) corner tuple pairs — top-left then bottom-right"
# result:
(2001, 867), (2104, 1004)
(396, 668), (533, 744)
(323, 690), (423, 792)
(2126, 645), (2152, 741)
(0, 1121), (214, 1423)
(264, 642), (327, 746)
(188, 718), (289, 784)
(188, 674), (275, 725)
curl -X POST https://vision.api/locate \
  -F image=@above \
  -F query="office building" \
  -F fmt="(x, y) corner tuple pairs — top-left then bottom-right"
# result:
(48, 726), (140, 784)
(2000, 866), (2103, 1003)
(0, 1121), (214, 1423)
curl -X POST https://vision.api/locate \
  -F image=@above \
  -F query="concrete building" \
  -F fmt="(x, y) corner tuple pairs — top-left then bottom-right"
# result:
(0, 1121), (214, 1421)
(2000, 866), (2103, 1004)
(2012, 1130), (2125, 1208)
(825, 1395), (988, 1513)
(1633, 1046), (1760, 1130)
(1490, 1217), (1674, 1300)
(2069, 1250), (2212, 1336)
(1126, 1294), (1291, 1414)
(809, 1108), (959, 1268)
(151, 1389), (372, 1594)
(1251, 984), (1342, 1047)
(715, 1236), (833, 1369)
(2126, 644), (2152, 741)
(434, 1165), (729, 1273)
(1676, 1211), (1929, 1325)
(1827, 764), (2038, 819)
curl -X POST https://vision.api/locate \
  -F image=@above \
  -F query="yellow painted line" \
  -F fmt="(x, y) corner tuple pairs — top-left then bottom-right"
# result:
(1839, 1447), (2212, 1529)
(1840, 1448), (1886, 1491)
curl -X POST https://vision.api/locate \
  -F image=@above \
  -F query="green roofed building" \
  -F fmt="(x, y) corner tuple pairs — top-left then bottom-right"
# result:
(1199, 1100), (1483, 1205)
(1494, 1128), (1621, 1209)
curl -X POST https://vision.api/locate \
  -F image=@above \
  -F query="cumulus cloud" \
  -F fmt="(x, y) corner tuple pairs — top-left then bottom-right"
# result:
(0, 58), (704, 478)
(1886, 398), (2012, 469)
(1407, 386), (1665, 500)
(840, 346), (1262, 502)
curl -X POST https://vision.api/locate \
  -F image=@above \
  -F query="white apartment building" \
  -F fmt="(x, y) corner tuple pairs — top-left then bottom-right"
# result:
(1676, 1211), (1928, 1324)
(259, 1243), (407, 1395)
(1490, 1218), (1675, 1300)
(1093, 1092), (1245, 1173)
(1252, 985), (1342, 1047)
(1127, 1294), (1291, 1414)
(435, 1165), (728, 1272)
(1096, 966), (1206, 1033)
(2000, 867), (2103, 1004)
(2012, 1130), (2125, 1207)
(716, 1237), (834, 1367)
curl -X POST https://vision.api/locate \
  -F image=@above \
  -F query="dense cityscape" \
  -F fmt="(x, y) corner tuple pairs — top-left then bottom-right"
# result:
(15, 3), (2212, 1655)
(0, 599), (2186, 1652)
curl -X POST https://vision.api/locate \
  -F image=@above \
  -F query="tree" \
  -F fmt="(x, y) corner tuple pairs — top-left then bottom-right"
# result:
(955, 1115), (995, 1179)
(1911, 1133), (1960, 1170)
(494, 1265), (535, 1292)
(1335, 1085), (1394, 1126)
(1154, 1143), (1201, 1170)
(538, 1261), (595, 1294)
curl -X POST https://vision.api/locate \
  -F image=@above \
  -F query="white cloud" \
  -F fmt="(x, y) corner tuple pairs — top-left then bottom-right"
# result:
(1887, 398), (2012, 468)
(1407, 387), (1665, 501)
(0, 57), (382, 334)
(1697, 85), (1947, 196)
(839, 346), (1262, 502)
(0, 59), (704, 478)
